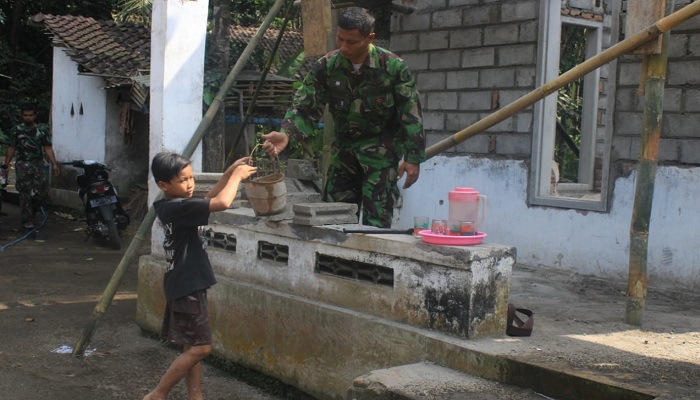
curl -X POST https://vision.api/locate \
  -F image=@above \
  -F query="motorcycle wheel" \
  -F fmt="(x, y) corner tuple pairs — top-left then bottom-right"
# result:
(106, 218), (122, 250)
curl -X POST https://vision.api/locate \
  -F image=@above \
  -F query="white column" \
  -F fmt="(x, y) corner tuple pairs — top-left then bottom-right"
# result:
(149, 0), (209, 206)
(149, 0), (209, 252)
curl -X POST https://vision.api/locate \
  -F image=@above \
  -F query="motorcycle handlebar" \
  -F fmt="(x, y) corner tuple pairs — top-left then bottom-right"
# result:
(60, 160), (110, 170)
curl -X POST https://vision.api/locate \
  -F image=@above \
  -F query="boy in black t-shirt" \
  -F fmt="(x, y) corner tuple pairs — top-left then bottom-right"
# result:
(144, 152), (256, 400)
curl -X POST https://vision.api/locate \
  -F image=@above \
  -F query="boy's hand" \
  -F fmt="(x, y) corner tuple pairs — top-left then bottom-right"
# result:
(223, 157), (252, 175)
(232, 164), (257, 181)
(232, 157), (252, 168)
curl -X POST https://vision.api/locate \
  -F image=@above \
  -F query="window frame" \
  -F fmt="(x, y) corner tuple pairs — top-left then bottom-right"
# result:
(529, 0), (613, 212)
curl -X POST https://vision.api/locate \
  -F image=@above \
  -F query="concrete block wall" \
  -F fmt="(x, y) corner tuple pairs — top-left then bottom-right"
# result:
(392, 0), (541, 158)
(613, 0), (700, 165)
(137, 209), (515, 399)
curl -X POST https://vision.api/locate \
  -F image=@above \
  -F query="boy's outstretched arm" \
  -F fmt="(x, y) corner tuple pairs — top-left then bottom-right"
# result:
(206, 157), (256, 212)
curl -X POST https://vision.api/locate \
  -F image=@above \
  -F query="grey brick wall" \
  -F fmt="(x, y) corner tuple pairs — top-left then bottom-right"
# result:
(393, 0), (540, 156)
(613, 0), (700, 164)
(392, 0), (700, 166)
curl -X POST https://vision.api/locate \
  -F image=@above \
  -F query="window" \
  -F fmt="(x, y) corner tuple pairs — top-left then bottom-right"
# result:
(530, 1), (612, 211)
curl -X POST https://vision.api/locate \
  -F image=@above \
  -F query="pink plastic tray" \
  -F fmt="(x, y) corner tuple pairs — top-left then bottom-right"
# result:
(418, 230), (487, 246)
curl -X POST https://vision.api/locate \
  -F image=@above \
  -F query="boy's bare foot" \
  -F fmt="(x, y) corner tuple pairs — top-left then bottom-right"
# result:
(143, 393), (164, 400)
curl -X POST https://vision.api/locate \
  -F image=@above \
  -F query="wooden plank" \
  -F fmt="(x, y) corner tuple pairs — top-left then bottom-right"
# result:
(301, 0), (333, 57)
(626, 0), (666, 54)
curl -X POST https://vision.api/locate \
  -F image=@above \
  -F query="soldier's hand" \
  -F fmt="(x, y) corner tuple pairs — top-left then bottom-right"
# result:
(398, 162), (420, 189)
(260, 131), (289, 158)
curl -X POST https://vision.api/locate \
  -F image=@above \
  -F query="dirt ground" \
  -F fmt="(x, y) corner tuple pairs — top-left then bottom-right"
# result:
(0, 201), (312, 400)
(1, 199), (699, 400)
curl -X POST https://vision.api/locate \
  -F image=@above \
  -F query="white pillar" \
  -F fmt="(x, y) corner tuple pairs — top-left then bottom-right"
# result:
(149, 0), (209, 252)
(149, 0), (209, 206)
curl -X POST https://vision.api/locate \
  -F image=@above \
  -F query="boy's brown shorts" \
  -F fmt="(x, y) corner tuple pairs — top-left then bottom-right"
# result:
(161, 289), (212, 346)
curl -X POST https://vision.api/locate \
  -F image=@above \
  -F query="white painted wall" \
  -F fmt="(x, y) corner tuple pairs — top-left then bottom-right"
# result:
(396, 156), (700, 289)
(51, 48), (106, 162)
(149, 0), (208, 206)
(149, 0), (209, 251)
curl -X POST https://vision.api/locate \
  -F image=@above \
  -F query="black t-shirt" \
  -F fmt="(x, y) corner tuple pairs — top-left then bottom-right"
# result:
(154, 197), (216, 301)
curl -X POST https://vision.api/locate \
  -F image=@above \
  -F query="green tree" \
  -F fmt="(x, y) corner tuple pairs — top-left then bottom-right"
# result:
(0, 0), (118, 135)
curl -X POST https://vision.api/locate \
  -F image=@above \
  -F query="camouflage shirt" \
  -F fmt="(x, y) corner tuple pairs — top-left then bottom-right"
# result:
(281, 45), (425, 164)
(9, 123), (52, 162)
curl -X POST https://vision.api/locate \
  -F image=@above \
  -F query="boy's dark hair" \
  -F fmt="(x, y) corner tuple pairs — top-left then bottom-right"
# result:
(338, 7), (375, 37)
(151, 152), (191, 184)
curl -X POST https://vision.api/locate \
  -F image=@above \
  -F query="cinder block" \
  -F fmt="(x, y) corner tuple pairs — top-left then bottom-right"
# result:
(483, 24), (519, 46)
(286, 159), (319, 181)
(292, 202), (358, 226)
(432, 9), (462, 28)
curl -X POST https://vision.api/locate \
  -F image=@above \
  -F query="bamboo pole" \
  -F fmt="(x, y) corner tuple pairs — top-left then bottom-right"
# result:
(626, 1), (673, 326)
(72, 0), (289, 358)
(425, 0), (700, 159)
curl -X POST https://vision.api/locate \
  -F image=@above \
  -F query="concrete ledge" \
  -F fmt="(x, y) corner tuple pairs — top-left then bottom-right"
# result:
(137, 255), (656, 400)
(347, 362), (544, 400)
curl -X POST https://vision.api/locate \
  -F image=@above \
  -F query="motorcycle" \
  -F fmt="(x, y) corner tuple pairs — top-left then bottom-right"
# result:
(62, 160), (130, 250)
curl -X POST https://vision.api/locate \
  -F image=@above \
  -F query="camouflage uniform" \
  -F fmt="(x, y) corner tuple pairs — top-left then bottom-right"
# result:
(282, 44), (425, 227)
(9, 124), (51, 226)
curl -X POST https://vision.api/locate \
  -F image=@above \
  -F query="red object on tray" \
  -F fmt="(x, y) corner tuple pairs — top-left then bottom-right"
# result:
(418, 230), (487, 246)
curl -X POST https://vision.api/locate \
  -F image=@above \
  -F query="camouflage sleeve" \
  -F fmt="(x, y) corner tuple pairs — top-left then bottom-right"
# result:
(280, 60), (328, 140)
(38, 124), (52, 147)
(8, 126), (18, 147)
(392, 59), (425, 165)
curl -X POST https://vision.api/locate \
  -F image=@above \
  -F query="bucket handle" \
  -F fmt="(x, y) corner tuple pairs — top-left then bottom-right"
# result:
(247, 142), (282, 177)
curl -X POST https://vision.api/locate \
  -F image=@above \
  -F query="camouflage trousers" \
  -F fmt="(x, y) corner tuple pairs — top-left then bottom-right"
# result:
(324, 146), (399, 228)
(15, 160), (48, 226)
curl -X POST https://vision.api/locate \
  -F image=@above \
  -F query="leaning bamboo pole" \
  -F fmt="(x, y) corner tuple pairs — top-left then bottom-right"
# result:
(72, 0), (290, 358)
(425, 0), (700, 158)
(626, 1), (674, 326)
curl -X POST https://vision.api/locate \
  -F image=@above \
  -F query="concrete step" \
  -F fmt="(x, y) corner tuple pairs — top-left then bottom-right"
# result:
(347, 362), (549, 400)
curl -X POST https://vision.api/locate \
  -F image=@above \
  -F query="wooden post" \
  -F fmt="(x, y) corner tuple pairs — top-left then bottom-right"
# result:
(300, 0), (332, 57)
(627, 0), (667, 54)
(625, 0), (674, 326)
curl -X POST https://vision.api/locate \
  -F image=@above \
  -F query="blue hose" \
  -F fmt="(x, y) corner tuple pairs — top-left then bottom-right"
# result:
(0, 206), (47, 252)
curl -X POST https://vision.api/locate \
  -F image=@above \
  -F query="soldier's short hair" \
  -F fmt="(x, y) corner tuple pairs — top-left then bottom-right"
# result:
(338, 7), (375, 37)
(20, 103), (37, 114)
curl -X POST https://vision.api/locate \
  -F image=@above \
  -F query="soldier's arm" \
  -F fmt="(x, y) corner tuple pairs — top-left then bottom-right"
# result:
(393, 60), (425, 165)
(281, 61), (328, 141)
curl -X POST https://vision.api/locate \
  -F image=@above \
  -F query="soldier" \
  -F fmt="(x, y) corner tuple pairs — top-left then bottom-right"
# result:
(262, 7), (425, 228)
(2, 104), (60, 241)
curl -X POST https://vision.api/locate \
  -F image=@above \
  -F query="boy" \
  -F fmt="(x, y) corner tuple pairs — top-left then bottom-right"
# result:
(144, 152), (256, 400)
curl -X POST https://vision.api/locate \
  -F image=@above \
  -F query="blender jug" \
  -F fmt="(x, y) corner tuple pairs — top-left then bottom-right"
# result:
(448, 187), (487, 232)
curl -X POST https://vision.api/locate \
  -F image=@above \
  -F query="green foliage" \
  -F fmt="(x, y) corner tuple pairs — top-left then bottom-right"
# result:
(0, 0), (119, 137)
(556, 24), (587, 183)
(114, 0), (151, 23)
(275, 48), (305, 79)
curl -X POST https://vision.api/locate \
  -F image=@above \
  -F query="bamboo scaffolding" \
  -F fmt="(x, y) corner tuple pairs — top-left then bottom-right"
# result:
(626, 1), (674, 326)
(72, 0), (290, 358)
(425, 0), (700, 159)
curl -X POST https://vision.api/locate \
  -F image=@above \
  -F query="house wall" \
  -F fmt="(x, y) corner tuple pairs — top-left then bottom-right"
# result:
(51, 48), (106, 164)
(104, 92), (150, 199)
(50, 49), (107, 208)
(50, 50), (149, 206)
(391, 0), (700, 288)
